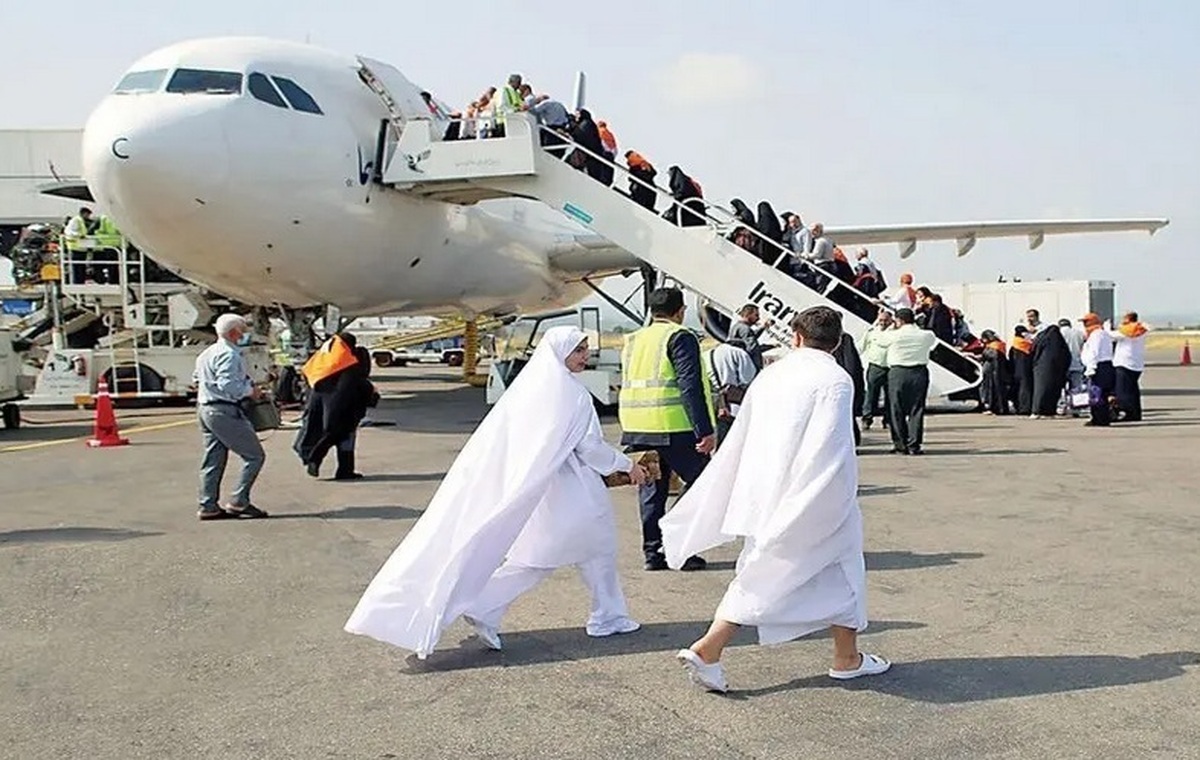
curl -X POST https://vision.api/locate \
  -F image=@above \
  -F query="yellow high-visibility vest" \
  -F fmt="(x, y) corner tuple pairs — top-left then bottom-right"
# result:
(619, 321), (714, 433)
(94, 216), (123, 249)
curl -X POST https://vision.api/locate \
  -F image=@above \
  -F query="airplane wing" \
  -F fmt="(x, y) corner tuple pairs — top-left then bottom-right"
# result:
(825, 218), (1169, 258)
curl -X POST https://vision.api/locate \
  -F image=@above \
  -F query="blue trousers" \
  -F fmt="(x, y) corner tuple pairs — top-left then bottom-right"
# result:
(637, 433), (709, 560)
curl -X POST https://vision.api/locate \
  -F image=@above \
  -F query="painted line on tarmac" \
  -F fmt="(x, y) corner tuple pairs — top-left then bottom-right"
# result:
(0, 417), (195, 454)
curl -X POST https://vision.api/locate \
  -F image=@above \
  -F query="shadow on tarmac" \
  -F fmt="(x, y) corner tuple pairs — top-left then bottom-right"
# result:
(272, 505), (423, 521)
(404, 619), (928, 673)
(0, 526), (163, 545)
(733, 651), (1200, 703)
(865, 551), (984, 571)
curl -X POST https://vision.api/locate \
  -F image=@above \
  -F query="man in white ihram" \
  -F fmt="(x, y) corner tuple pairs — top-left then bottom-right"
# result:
(662, 306), (890, 692)
(345, 326), (648, 657)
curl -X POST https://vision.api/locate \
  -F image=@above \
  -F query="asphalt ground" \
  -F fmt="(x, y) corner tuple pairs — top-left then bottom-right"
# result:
(2, 363), (1198, 759)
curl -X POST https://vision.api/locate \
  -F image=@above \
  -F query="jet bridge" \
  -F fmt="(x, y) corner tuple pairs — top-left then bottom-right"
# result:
(377, 114), (983, 398)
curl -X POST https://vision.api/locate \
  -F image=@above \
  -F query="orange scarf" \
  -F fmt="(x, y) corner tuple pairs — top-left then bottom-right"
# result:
(1119, 322), (1148, 338)
(987, 339), (1007, 354)
(626, 151), (653, 172)
(1010, 337), (1033, 354)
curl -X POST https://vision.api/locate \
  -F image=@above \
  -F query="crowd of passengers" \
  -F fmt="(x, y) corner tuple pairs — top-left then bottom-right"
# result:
(421, 73), (990, 353)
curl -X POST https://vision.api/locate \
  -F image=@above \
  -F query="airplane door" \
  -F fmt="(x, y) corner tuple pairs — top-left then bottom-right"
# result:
(354, 56), (429, 123)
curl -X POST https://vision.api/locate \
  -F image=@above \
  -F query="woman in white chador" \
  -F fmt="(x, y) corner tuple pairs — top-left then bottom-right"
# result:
(345, 326), (648, 658)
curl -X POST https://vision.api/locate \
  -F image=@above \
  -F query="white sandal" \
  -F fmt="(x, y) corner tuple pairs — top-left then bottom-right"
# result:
(829, 652), (891, 680)
(676, 649), (729, 693)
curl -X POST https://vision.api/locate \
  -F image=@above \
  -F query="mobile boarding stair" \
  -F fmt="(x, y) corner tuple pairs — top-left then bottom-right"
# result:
(373, 112), (982, 398)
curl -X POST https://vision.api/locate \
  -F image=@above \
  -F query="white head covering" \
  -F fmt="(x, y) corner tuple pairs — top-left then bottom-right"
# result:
(345, 325), (595, 657)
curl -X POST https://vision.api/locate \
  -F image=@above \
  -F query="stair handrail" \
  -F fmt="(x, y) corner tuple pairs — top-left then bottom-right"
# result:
(393, 114), (979, 384)
(521, 123), (960, 327)
(528, 121), (981, 383)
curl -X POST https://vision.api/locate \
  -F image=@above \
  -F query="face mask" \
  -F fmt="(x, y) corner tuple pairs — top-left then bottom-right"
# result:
(236, 334), (252, 347)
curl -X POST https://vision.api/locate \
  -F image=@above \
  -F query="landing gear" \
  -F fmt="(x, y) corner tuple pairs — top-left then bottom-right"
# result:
(462, 318), (486, 387)
(273, 306), (322, 406)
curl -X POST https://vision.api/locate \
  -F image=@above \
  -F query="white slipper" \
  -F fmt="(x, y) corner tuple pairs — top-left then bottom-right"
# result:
(676, 648), (728, 693)
(463, 615), (502, 651)
(829, 652), (891, 680)
(587, 618), (641, 637)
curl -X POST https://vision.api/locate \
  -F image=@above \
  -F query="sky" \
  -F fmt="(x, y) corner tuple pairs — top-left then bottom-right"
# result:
(2, 0), (1197, 321)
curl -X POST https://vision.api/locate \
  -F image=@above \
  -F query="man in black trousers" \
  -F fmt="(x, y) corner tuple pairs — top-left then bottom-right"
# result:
(880, 308), (937, 455)
(618, 287), (715, 572)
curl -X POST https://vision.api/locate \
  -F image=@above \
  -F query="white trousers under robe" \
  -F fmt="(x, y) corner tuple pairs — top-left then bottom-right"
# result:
(464, 553), (630, 636)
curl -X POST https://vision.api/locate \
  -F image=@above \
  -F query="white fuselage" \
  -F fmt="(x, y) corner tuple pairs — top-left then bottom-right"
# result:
(82, 37), (627, 317)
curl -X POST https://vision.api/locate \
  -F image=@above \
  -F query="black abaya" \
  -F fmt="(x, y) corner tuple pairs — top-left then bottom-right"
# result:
(728, 199), (760, 258)
(1031, 325), (1071, 416)
(569, 109), (607, 183)
(833, 332), (865, 447)
(755, 201), (786, 267)
(980, 345), (1010, 414)
(664, 166), (705, 227)
(1008, 347), (1034, 416)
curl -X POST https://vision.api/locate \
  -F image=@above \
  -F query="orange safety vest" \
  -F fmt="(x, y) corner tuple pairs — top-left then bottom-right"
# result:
(302, 335), (358, 386)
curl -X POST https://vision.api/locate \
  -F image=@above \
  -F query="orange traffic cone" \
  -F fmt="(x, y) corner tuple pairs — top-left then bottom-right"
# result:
(87, 379), (129, 448)
(1183, 342), (1193, 366)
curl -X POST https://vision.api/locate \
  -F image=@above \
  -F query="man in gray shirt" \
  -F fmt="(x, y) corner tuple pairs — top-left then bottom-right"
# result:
(1057, 318), (1087, 417)
(727, 304), (772, 369)
(528, 94), (571, 157)
(707, 338), (757, 443)
(193, 313), (268, 520)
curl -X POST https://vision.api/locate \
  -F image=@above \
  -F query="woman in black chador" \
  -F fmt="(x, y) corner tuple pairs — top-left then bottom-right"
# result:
(755, 201), (787, 269)
(295, 345), (379, 480)
(663, 166), (706, 227)
(1030, 323), (1071, 418)
(1008, 326), (1034, 416)
(978, 330), (1010, 415)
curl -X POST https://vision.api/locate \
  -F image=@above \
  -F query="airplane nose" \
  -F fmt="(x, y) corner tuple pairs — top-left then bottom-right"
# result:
(83, 97), (231, 222)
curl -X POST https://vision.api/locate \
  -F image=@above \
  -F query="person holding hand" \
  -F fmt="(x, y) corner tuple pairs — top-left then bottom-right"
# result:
(346, 326), (647, 658)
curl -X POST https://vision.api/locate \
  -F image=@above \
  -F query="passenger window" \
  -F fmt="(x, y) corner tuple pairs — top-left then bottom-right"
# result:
(166, 68), (243, 95)
(114, 69), (168, 94)
(248, 73), (288, 109)
(271, 77), (323, 115)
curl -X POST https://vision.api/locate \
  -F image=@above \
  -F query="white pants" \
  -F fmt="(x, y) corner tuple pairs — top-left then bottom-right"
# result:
(464, 553), (630, 636)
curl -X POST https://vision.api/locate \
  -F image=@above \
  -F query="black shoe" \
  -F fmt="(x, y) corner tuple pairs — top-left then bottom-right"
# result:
(334, 450), (362, 481)
(680, 555), (707, 572)
(643, 554), (669, 571)
(908, 446), (923, 456)
(223, 504), (269, 519)
(306, 461), (320, 478)
(197, 506), (233, 521)
(891, 447), (907, 455)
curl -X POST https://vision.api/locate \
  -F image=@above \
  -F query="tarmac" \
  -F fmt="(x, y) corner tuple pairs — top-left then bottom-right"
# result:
(2, 362), (1198, 760)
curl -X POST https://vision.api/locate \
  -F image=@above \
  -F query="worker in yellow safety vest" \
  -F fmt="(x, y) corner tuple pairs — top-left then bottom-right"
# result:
(62, 207), (94, 253)
(492, 73), (524, 138)
(619, 286), (716, 572)
(93, 215), (123, 249)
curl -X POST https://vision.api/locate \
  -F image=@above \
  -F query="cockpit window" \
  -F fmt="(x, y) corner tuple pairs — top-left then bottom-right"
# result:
(166, 68), (243, 95)
(271, 76), (323, 115)
(248, 73), (288, 109)
(114, 69), (168, 94)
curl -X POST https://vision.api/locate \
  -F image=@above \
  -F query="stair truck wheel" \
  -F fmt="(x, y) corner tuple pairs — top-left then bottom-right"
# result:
(2, 403), (19, 430)
(373, 351), (393, 368)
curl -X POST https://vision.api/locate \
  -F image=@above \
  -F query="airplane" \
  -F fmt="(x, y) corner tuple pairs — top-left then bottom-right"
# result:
(75, 36), (1167, 353)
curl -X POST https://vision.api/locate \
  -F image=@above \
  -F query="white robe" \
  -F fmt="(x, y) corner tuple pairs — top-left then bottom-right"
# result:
(660, 347), (867, 645)
(344, 327), (630, 657)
